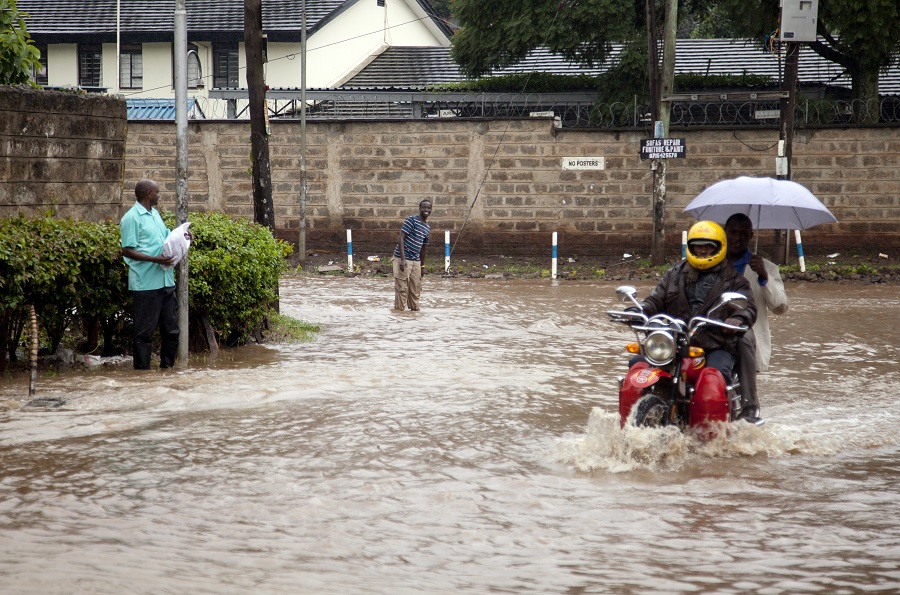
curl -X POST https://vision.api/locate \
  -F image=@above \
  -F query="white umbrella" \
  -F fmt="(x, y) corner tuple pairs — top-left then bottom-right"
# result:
(683, 176), (837, 230)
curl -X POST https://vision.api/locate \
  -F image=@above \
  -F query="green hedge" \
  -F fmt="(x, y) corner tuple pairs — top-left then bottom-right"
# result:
(0, 211), (291, 367)
(163, 211), (292, 345)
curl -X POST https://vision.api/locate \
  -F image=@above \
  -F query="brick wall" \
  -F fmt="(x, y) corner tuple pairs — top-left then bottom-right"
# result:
(0, 86), (127, 220)
(123, 118), (900, 257)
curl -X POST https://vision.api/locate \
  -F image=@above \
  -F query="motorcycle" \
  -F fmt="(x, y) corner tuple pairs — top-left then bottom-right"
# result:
(606, 285), (762, 432)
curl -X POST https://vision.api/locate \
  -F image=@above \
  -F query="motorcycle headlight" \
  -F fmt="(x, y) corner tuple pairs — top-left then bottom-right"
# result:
(643, 331), (675, 365)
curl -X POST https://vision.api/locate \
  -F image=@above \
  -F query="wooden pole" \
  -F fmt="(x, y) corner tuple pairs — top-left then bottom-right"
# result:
(650, 0), (677, 266)
(775, 42), (799, 264)
(245, 0), (274, 231)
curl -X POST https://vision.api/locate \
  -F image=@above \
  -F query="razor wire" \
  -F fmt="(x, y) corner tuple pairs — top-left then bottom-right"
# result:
(183, 94), (900, 127)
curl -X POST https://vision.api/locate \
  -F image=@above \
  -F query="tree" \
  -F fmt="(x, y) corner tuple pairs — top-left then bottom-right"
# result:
(0, 0), (41, 85)
(702, 0), (900, 121)
(451, 0), (645, 78)
(244, 0), (274, 231)
(427, 0), (453, 22)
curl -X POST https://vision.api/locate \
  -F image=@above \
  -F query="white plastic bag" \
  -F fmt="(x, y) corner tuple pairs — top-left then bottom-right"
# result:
(161, 221), (192, 270)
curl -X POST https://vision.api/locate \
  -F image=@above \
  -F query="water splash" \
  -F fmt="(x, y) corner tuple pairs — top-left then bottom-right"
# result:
(554, 407), (823, 473)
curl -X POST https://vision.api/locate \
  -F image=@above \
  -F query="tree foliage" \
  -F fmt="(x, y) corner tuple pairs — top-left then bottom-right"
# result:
(0, 0), (41, 85)
(164, 211), (291, 346)
(451, 0), (645, 78)
(701, 0), (900, 112)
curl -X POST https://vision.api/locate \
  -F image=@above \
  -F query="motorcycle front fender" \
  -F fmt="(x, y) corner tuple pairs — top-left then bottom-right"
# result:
(619, 362), (673, 427)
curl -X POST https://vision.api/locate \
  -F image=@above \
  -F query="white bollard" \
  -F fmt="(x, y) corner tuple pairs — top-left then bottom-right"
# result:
(347, 229), (353, 269)
(794, 230), (805, 272)
(551, 232), (558, 280)
(444, 230), (450, 273)
(681, 230), (688, 260)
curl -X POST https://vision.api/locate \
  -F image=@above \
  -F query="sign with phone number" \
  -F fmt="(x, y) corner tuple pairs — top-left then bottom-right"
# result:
(640, 138), (687, 160)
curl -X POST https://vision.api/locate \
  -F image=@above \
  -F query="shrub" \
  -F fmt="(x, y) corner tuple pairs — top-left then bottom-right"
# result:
(1, 212), (291, 371)
(165, 211), (292, 346)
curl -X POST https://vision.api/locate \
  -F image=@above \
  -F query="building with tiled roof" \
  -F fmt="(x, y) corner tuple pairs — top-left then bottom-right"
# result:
(18, 0), (451, 117)
(214, 40), (897, 126)
(342, 41), (900, 96)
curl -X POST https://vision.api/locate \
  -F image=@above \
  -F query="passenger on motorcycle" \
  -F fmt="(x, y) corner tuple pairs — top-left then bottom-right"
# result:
(631, 220), (758, 389)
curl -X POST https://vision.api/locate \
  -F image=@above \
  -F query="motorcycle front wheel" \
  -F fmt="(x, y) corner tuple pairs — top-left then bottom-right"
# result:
(632, 393), (668, 427)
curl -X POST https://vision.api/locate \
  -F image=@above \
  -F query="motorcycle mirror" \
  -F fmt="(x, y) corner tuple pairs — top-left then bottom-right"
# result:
(719, 292), (748, 310)
(708, 291), (748, 315)
(615, 285), (642, 310)
(616, 285), (637, 301)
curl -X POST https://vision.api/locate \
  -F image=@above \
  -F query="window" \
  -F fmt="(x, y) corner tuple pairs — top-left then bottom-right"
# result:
(32, 44), (48, 86)
(213, 42), (239, 88)
(171, 43), (204, 89)
(119, 44), (143, 89)
(187, 44), (203, 88)
(213, 43), (238, 88)
(79, 44), (102, 87)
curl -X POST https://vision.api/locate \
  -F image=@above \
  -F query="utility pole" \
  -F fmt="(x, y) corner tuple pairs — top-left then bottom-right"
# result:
(245, 0), (274, 230)
(174, 0), (190, 366)
(298, 0), (308, 266)
(649, 0), (677, 266)
(775, 42), (799, 264)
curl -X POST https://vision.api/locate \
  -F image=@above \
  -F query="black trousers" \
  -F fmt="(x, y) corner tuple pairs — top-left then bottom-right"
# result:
(132, 287), (179, 370)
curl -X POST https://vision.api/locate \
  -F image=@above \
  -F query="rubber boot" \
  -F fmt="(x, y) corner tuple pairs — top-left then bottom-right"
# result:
(133, 341), (152, 370)
(160, 339), (178, 369)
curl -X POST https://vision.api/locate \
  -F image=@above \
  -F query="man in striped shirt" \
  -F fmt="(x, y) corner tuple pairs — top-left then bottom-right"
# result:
(393, 199), (432, 311)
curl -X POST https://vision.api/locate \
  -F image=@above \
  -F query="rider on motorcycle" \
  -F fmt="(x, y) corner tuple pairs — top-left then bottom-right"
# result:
(635, 220), (758, 399)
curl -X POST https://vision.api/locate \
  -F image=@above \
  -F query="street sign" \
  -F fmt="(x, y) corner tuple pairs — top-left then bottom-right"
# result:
(561, 157), (605, 170)
(640, 138), (686, 160)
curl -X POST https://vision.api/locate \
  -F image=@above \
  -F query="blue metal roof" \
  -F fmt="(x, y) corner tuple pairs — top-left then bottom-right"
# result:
(126, 98), (199, 120)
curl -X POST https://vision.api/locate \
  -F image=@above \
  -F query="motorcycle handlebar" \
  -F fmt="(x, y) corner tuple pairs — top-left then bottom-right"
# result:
(689, 316), (749, 333)
(607, 310), (648, 325)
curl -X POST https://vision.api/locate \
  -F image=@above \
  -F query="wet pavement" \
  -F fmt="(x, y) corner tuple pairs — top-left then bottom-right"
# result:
(1, 277), (899, 594)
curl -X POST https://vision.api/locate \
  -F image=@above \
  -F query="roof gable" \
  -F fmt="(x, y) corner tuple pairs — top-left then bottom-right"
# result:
(19, 0), (347, 37)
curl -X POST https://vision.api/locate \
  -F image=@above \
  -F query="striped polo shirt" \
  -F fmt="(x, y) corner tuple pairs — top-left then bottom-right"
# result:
(393, 215), (430, 260)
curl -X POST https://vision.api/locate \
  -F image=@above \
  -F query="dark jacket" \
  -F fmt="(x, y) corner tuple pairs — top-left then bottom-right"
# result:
(640, 260), (757, 355)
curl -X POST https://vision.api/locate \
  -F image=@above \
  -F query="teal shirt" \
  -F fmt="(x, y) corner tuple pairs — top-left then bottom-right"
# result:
(120, 202), (175, 291)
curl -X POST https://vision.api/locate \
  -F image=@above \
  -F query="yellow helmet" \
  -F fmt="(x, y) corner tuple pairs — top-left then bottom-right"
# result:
(686, 220), (727, 270)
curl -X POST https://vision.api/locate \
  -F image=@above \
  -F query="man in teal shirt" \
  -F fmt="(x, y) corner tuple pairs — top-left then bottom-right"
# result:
(120, 179), (179, 369)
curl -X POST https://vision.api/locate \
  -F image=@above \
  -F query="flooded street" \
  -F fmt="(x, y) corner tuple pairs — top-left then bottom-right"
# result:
(1, 276), (899, 594)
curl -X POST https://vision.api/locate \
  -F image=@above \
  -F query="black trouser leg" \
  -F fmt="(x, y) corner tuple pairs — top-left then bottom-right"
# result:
(132, 289), (162, 370)
(158, 287), (180, 368)
(131, 287), (180, 370)
(705, 349), (736, 386)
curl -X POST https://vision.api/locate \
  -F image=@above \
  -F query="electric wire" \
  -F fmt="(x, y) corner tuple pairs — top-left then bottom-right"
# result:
(449, 5), (565, 262)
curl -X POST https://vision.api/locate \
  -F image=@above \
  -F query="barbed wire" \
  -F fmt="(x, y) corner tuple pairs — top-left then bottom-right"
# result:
(183, 94), (900, 127)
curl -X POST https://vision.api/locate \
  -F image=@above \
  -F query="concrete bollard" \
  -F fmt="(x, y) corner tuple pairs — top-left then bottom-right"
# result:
(795, 230), (805, 272)
(347, 229), (353, 269)
(551, 232), (558, 280)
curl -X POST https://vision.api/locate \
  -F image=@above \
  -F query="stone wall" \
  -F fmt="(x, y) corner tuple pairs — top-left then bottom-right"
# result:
(0, 86), (127, 220)
(120, 118), (899, 257)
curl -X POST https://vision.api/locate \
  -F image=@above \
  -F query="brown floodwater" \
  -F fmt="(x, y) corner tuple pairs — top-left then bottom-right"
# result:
(1, 277), (899, 594)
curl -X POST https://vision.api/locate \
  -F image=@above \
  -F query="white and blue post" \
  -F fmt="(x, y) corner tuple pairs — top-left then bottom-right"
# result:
(551, 232), (558, 280)
(794, 230), (806, 272)
(444, 230), (450, 273)
(681, 230), (688, 260)
(346, 229), (353, 269)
